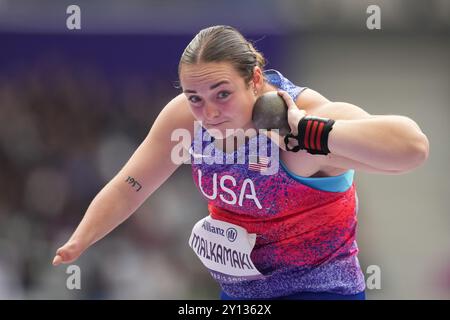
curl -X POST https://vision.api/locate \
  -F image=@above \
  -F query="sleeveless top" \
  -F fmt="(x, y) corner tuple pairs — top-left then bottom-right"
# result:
(188, 69), (366, 298)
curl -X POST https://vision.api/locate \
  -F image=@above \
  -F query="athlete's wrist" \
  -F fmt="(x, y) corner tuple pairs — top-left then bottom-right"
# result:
(284, 115), (335, 155)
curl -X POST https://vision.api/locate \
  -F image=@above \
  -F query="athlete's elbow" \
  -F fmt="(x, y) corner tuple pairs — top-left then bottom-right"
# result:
(395, 133), (430, 173)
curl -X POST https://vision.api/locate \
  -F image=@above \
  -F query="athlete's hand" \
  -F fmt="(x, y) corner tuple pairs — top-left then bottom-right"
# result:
(277, 90), (307, 136)
(52, 240), (85, 266)
(276, 90), (307, 151)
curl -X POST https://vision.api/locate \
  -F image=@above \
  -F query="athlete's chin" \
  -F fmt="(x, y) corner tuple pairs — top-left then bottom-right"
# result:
(206, 128), (234, 140)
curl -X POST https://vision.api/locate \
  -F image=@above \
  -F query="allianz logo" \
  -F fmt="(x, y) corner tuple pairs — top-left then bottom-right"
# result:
(201, 220), (237, 242)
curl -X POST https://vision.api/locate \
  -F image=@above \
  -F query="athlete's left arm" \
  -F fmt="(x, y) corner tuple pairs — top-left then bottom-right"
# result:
(295, 89), (430, 173)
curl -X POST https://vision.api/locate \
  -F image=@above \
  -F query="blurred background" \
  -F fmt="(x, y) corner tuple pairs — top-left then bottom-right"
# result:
(0, 0), (448, 299)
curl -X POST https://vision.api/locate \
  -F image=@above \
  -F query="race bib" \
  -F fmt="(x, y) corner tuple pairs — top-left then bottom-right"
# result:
(189, 216), (264, 283)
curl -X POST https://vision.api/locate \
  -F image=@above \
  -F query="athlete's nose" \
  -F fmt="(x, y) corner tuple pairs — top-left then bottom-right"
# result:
(203, 102), (220, 121)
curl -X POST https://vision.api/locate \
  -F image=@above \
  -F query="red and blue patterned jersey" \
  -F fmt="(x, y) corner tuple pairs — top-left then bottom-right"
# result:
(189, 69), (366, 298)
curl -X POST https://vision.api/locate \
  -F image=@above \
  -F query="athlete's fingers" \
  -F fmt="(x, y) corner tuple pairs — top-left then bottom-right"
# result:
(277, 90), (306, 135)
(277, 90), (297, 110)
(52, 255), (62, 266)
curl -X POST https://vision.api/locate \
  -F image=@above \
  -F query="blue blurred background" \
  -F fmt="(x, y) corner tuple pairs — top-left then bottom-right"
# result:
(0, 0), (449, 299)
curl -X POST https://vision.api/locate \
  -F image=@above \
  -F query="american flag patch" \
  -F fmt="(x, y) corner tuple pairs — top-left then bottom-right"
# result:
(248, 156), (270, 173)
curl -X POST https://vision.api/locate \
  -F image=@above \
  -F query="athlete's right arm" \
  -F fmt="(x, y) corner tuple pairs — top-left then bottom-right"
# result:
(52, 94), (195, 266)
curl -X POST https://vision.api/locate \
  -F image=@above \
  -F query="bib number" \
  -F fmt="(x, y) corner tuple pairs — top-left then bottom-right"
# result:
(189, 216), (264, 283)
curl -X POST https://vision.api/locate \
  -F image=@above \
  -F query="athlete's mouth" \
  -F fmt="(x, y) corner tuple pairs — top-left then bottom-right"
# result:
(207, 121), (227, 126)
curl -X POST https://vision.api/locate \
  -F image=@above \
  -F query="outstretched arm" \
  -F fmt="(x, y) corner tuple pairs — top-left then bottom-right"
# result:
(53, 94), (195, 265)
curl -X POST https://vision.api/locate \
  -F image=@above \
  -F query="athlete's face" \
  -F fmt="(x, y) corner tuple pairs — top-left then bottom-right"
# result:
(180, 62), (261, 139)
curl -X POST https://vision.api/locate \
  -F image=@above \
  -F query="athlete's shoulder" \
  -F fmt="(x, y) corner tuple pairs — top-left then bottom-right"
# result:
(294, 88), (331, 112)
(157, 93), (196, 134)
(265, 69), (308, 102)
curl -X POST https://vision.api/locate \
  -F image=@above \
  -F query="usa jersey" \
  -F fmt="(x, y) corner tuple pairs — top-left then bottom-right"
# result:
(189, 69), (366, 298)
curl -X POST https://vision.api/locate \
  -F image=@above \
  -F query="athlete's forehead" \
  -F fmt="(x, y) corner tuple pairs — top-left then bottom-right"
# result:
(180, 62), (243, 93)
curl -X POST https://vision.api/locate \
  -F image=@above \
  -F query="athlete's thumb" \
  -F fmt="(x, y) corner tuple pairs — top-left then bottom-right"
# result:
(52, 254), (63, 266)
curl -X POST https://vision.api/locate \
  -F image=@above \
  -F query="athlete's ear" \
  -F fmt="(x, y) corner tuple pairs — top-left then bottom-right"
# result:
(251, 66), (264, 89)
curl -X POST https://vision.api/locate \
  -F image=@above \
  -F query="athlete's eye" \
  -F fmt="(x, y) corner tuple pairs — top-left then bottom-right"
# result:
(188, 95), (201, 104)
(218, 91), (231, 99)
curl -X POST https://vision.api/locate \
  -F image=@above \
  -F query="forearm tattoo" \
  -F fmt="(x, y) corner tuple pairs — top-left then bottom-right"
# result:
(125, 176), (142, 192)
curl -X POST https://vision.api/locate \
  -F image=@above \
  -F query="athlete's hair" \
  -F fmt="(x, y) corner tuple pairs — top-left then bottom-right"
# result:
(178, 25), (266, 88)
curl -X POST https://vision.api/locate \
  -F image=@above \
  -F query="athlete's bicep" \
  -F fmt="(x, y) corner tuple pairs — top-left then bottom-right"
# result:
(296, 88), (373, 121)
(109, 94), (196, 207)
